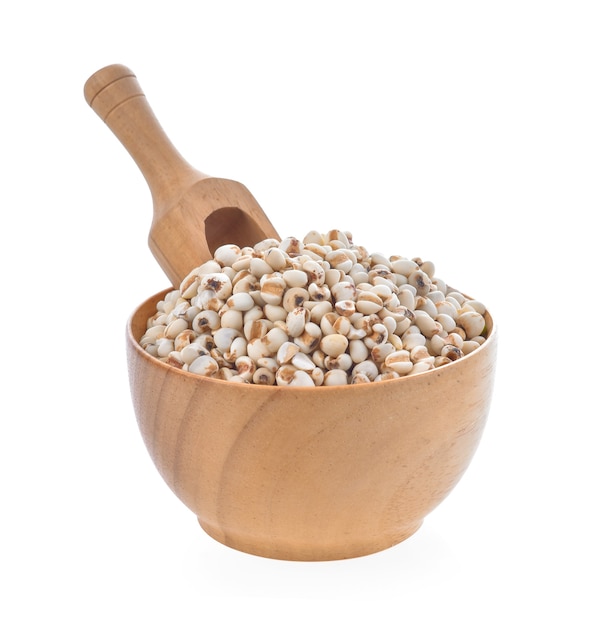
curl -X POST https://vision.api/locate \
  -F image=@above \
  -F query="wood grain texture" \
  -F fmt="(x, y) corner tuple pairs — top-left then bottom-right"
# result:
(127, 289), (498, 561)
(84, 64), (279, 286)
(87, 65), (499, 561)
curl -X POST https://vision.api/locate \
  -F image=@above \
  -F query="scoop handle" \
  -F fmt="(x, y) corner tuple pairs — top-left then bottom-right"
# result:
(84, 64), (205, 215)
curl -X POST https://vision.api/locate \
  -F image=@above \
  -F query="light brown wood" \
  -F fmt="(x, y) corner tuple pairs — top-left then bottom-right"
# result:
(84, 64), (279, 286)
(87, 64), (498, 561)
(127, 289), (497, 561)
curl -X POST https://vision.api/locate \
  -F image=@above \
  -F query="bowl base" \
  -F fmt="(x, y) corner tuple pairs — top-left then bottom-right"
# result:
(197, 517), (423, 561)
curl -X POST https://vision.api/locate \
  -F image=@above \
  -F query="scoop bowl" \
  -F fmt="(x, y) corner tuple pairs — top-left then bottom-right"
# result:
(127, 288), (497, 561)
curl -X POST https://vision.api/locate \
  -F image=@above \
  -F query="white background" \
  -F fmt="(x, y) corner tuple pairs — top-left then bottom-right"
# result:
(2, 1), (598, 623)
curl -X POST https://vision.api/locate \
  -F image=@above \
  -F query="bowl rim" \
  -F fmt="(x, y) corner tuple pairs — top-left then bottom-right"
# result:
(127, 287), (497, 394)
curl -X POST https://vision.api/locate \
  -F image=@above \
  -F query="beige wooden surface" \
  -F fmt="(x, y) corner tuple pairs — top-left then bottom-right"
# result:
(84, 64), (279, 286)
(127, 288), (497, 560)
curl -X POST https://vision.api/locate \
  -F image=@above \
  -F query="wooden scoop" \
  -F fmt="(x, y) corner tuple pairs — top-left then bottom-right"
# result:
(84, 64), (280, 286)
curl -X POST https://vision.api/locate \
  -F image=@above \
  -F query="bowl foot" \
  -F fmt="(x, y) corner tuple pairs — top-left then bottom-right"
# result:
(197, 517), (423, 561)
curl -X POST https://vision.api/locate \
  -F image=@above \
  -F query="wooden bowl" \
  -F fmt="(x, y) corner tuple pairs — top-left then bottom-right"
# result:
(127, 288), (497, 561)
